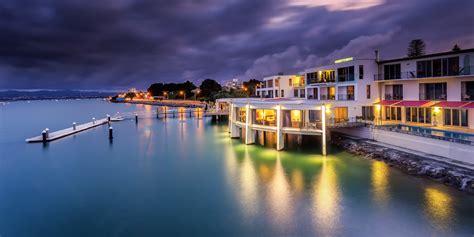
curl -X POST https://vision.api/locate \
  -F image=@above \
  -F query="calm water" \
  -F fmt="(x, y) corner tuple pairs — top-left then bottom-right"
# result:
(0, 100), (473, 237)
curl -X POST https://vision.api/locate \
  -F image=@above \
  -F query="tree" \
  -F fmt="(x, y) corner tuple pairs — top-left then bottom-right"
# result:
(407, 39), (426, 57)
(125, 92), (136, 100)
(243, 79), (262, 97)
(452, 44), (461, 52)
(199, 79), (222, 100)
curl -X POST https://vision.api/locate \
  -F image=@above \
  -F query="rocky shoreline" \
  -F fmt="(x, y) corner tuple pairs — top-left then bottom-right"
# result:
(331, 133), (474, 194)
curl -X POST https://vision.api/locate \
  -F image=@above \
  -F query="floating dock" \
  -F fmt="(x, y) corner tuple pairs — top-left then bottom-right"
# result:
(26, 117), (121, 143)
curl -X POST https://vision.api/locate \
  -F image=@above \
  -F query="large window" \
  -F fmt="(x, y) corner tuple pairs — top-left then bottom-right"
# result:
(300, 89), (305, 98)
(366, 85), (371, 99)
(461, 81), (474, 101)
(385, 106), (401, 121)
(362, 106), (374, 120)
(294, 89), (298, 97)
(320, 70), (335, 83)
(337, 66), (355, 82)
(420, 83), (447, 100)
(444, 109), (468, 127)
(238, 108), (247, 122)
(306, 72), (317, 84)
(281, 90), (284, 98)
(275, 90), (278, 98)
(384, 64), (401, 80)
(406, 107), (431, 124)
(254, 109), (276, 126)
(359, 65), (364, 79)
(267, 80), (273, 88)
(417, 57), (459, 78)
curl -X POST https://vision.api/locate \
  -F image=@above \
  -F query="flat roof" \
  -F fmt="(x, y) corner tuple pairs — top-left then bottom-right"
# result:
(379, 48), (474, 64)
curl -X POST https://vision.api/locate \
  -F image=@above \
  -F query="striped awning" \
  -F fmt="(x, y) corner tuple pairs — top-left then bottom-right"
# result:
(395, 100), (432, 107)
(432, 101), (470, 108)
(375, 100), (400, 106)
(462, 102), (474, 109)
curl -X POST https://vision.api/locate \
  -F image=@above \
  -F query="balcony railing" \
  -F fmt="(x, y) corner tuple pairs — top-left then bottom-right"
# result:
(384, 94), (403, 100)
(461, 93), (474, 101)
(337, 94), (355, 101)
(374, 66), (474, 81)
(419, 93), (447, 101)
(320, 94), (336, 100)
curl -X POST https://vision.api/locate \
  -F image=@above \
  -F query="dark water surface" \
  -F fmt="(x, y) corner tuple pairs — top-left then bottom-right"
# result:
(0, 100), (473, 236)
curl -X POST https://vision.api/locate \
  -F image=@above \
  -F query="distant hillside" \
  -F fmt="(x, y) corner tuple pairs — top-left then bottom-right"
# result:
(0, 90), (117, 101)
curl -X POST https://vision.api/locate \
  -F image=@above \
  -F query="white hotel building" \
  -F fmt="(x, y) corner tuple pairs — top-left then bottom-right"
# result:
(219, 48), (474, 162)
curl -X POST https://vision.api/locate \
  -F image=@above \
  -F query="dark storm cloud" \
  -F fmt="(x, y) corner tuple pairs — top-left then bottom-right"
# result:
(0, 0), (472, 89)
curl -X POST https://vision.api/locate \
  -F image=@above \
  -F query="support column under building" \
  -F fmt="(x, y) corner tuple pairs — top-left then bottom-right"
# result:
(321, 105), (327, 156)
(276, 105), (284, 151)
(245, 104), (255, 144)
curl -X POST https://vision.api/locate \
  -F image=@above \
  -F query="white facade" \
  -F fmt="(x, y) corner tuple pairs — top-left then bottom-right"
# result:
(255, 75), (306, 99)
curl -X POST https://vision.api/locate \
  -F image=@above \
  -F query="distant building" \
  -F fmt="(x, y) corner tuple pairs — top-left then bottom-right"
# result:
(223, 79), (243, 91)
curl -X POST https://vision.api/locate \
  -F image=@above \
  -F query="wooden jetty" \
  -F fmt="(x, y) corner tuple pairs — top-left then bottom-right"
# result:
(26, 117), (121, 143)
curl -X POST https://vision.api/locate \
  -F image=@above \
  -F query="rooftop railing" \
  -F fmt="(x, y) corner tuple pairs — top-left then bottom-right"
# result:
(374, 66), (474, 81)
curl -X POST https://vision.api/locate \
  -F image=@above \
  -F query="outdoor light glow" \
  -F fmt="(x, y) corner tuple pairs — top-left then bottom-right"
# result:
(291, 110), (301, 122)
(433, 107), (440, 113)
(334, 57), (353, 64)
(375, 104), (381, 111)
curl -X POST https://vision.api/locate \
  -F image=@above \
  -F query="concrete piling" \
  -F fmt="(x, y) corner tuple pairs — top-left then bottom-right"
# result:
(135, 114), (138, 123)
(45, 128), (49, 138)
(42, 130), (47, 143)
(107, 114), (111, 122)
(92, 117), (96, 124)
(73, 122), (76, 130)
(109, 126), (113, 139)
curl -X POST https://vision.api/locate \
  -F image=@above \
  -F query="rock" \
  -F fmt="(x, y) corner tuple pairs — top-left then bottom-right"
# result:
(331, 133), (474, 194)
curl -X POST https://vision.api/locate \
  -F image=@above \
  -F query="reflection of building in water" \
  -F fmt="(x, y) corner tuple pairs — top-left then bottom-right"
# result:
(239, 146), (260, 219)
(291, 169), (304, 194)
(313, 158), (341, 236)
(267, 153), (294, 228)
(371, 161), (390, 207)
(424, 187), (453, 232)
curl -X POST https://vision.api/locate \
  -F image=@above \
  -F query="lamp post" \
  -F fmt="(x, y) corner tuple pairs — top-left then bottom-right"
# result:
(180, 91), (186, 100)
(163, 91), (168, 100)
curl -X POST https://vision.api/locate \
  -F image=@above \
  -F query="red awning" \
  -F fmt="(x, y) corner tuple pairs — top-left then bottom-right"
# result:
(432, 101), (470, 108)
(395, 100), (431, 107)
(376, 100), (400, 106)
(462, 102), (474, 109)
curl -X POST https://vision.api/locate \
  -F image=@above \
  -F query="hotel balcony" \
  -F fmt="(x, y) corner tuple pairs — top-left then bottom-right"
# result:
(384, 94), (403, 100)
(337, 94), (355, 101)
(374, 66), (474, 81)
(320, 94), (336, 100)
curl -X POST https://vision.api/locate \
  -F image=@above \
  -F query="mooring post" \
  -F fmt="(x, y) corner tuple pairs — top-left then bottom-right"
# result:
(109, 126), (113, 139)
(42, 130), (47, 143)
(92, 117), (96, 124)
(73, 122), (76, 130)
(189, 110), (192, 117)
(45, 128), (49, 138)
(135, 114), (138, 123)
(107, 114), (111, 122)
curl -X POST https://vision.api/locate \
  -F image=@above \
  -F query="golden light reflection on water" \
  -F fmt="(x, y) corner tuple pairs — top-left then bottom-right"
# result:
(267, 153), (294, 227)
(291, 169), (304, 194)
(313, 158), (341, 236)
(424, 187), (454, 231)
(239, 146), (260, 218)
(371, 161), (390, 207)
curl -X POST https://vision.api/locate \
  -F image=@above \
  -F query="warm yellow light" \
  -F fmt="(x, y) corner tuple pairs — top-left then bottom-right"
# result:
(375, 104), (381, 111)
(291, 110), (301, 122)
(433, 107), (440, 113)
(325, 105), (331, 114)
(334, 57), (353, 64)
(180, 91), (184, 95)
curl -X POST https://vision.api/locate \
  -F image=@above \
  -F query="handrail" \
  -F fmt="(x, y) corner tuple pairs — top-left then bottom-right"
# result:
(374, 66), (474, 81)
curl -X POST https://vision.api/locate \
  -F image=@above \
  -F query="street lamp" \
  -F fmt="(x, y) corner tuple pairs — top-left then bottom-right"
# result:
(163, 91), (168, 99)
(180, 91), (186, 100)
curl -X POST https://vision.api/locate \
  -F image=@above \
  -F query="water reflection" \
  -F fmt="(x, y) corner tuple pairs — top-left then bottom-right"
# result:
(424, 187), (454, 231)
(371, 161), (390, 207)
(267, 152), (294, 228)
(291, 169), (304, 194)
(239, 146), (260, 219)
(313, 158), (341, 236)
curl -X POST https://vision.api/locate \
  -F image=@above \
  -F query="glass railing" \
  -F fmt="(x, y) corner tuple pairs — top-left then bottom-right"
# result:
(461, 93), (474, 101)
(337, 94), (355, 101)
(320, 94), (336, 100)
(384, 94), (403, 100)
(419, 93), (447, 100)
(374, 66), (474, 81)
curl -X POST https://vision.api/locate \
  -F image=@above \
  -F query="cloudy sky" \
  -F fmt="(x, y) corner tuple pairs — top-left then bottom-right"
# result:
(0, 0), (473, 90)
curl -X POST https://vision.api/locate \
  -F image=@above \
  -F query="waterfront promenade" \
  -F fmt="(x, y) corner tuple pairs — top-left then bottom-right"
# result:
(113, 98), (206, 108)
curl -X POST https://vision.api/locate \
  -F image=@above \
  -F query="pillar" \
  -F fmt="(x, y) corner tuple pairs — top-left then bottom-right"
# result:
(276, 105), (284, 151)
(230, 104), (240, 138)
(245, 104), (255, 144)
(321, 105), (327, 156)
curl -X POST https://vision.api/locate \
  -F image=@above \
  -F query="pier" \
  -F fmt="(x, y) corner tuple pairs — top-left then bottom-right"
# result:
(26, 116), (121, 143)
